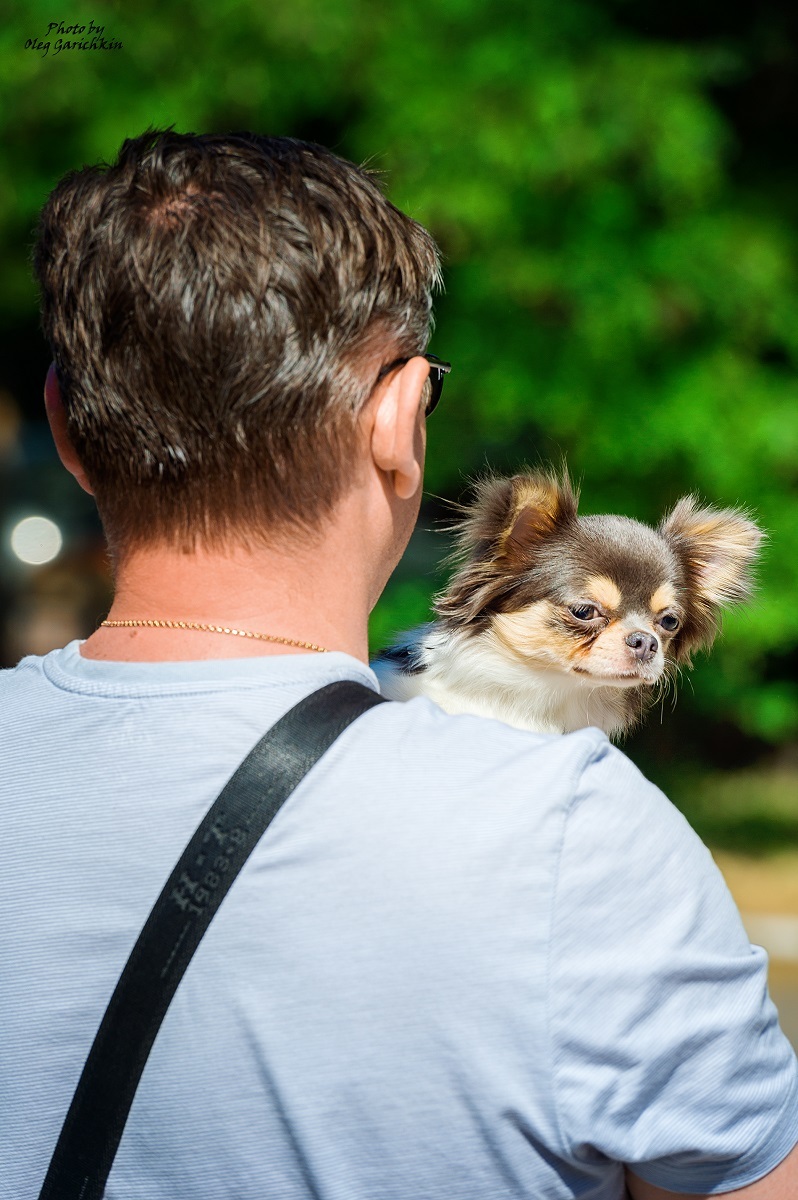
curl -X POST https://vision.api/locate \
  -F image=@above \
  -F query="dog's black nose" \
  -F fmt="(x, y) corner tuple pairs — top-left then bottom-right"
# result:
(626, 631), (658, 661)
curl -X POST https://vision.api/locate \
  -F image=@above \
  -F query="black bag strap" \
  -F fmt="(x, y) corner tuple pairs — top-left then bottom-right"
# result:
(38, 678), (386, 1200)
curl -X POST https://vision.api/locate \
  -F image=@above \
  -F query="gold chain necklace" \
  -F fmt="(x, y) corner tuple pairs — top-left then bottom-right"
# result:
(100, 619), (328, 653)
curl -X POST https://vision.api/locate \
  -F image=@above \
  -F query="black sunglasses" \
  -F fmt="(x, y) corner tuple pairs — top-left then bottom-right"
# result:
(375, 352), (452, 416)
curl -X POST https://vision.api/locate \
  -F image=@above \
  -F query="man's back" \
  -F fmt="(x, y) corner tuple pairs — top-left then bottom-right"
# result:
(3, 643), (796, 1199)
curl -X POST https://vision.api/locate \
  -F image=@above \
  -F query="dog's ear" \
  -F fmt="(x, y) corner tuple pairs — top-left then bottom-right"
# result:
(499, 472), (578, 567)
(434, 470), (578, 628)
(660, 496), (763, 606)
(659, 496), (764, 658)
(446, 470), (577, 568)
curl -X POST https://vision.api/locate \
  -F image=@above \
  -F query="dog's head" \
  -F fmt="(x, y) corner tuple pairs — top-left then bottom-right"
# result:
(435, 470), (763, 690)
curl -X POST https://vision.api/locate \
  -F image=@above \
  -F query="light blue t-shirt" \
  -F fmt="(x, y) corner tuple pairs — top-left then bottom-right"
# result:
(2, 642), (797, 1199)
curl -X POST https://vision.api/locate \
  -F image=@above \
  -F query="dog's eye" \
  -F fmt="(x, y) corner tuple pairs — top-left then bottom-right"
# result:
(658, 612), (681, 633)
(570, 604), (601, 622)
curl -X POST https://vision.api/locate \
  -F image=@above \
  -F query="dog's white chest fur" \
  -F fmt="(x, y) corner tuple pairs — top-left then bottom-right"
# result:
(372, 625), (634, 738)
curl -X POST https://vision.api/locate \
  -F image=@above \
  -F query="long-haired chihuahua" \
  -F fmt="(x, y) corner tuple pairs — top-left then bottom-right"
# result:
(373, 471), (763, 738)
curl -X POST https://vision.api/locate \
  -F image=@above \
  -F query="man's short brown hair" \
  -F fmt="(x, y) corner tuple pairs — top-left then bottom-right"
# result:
(33, 129), (441, 556)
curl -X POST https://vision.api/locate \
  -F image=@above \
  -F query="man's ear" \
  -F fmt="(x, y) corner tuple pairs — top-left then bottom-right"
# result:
(44, 363), (94, 496)
(369, 356), (429, 500)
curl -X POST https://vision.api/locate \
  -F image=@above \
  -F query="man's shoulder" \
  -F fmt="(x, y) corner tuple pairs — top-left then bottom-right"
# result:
(0, 654), (45, 698)
(375, 691), (608, 750)
(366, 692), (617, 799)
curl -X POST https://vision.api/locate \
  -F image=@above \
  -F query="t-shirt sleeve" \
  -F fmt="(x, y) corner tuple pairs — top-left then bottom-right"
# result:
(548, 738), (798, 1195)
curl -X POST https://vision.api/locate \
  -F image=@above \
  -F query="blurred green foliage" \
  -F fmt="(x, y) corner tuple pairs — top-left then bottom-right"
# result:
(661, 768), (798, 855)
(2, 0), (797, 750)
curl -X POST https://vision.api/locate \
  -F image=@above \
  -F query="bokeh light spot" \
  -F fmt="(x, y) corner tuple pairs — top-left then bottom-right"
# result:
(10, 516), (63, 565)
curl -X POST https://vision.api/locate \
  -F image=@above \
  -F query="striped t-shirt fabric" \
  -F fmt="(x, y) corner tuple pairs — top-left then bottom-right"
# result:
(2, 641), (797, 1199)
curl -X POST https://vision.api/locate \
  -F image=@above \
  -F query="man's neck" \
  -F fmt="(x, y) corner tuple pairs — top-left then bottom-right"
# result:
(79, 526), (375, 665)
